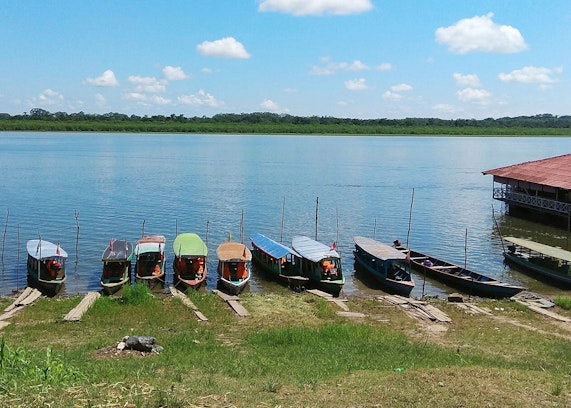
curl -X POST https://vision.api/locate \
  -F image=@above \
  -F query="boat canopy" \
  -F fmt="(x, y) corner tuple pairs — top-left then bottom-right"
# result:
(250, 233), (298, 259)
(26, 239), (68, 260)
(173, 233), (208, 257)
(102, 240), (133, 261)
(354, 236), (407, 261)
(135, 236), (166, 256)
(291, 235), (340, 263)
(505, 237), (571, 263)
(217, 242), (252, 261)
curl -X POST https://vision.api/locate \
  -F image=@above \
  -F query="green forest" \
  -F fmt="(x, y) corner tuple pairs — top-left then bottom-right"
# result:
(1, 108), (570, 135)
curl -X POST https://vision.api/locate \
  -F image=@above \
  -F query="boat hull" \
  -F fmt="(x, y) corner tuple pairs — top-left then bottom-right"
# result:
(407, 249), (526, 298)
(26, 264), (66, 296)
(251, 246), (308, 290)
(504, 252), (571, 288)
(291, 235), (344, 297)
(353, 254), (414, 297)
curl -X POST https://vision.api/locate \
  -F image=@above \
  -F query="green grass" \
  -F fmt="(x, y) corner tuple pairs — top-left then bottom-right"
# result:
(1, 290), (570, 407)
(554, 296), (571, 310)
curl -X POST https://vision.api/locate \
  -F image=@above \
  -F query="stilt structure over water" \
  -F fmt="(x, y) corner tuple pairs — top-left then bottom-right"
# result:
(483, 153), (571, 231)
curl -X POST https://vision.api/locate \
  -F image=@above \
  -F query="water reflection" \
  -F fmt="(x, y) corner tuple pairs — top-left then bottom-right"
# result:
(1, 133), (570, 298)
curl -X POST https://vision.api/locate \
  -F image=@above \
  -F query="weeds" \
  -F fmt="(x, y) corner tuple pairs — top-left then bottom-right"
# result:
(554, 296), (571, 310)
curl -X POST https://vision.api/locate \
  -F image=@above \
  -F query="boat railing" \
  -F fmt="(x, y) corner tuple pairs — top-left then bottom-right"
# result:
(493, 188), (571, 215)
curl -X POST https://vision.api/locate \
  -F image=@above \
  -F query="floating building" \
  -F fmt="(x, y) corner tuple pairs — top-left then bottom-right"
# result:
(483, 153), (571, 230)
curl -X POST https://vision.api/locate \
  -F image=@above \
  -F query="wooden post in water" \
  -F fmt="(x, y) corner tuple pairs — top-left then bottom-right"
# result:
(2, 208), (8, 273)
(74, 210), (80, 268)
(464, 228), (468, 270)
(280, 196), (285, 244)
(315, 197), (319, 241)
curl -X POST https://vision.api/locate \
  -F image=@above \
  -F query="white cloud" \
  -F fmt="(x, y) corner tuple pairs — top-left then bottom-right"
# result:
(178, 90), (223, 108)
(309, 58), (371, 76)
(390, 83), (412, 92)
(375, 63), (394, 72)
(95, 93), (106, 107)
(258, 0), (373, 16)
(123, 92), (146, 102)
(456, 87), (491, 104)
(163, 66), (189, 81)
(382, 91), (402, 101)
(260, 99), (289, 113)
(33, 89), (64, 106)
(197, 37), (251, 59)
(433, 104), (460, 114)
(86, 70), (119, 87)
(345, 78), (368, 91)
(435, 13), (527, 54)
(453, 73), (481, 88)
(498, 66), (558, 84)
(127, 76), (167, 93)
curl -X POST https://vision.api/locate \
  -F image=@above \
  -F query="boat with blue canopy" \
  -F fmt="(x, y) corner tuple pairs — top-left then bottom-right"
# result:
(250, 233), (307, 290)
(353, 236), (415, 296)
(26, 239), (67, 296)
(291, 235), (344, 296)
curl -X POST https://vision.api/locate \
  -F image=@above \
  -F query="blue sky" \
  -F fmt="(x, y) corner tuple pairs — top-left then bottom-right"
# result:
(1, 0), (569, 119)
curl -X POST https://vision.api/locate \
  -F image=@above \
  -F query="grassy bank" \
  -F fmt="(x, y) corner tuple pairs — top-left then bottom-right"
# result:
(1, 285), (570, 407)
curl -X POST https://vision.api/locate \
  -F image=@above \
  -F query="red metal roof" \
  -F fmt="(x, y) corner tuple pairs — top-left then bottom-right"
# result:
(483, 153), (571, 190)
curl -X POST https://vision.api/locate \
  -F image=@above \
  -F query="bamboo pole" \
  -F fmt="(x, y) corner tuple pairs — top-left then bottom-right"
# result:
(315, 197), (319, 241)
(1, 208), (8, 274)
(280, 196), (285, 244)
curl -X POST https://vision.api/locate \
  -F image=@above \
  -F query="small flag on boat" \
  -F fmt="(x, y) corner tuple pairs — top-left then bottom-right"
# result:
(242, 247), (247, 258)
(330, 241), (337, 251)
(56, 242), (61, 256)
(109, 239), (114, 253)
(405, 250), (410, 263)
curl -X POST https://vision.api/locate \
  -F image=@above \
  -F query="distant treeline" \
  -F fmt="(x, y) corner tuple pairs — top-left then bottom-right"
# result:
(1, 109), (570, 135)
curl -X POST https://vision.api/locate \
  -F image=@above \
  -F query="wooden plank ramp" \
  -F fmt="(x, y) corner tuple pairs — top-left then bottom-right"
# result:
(169, 286), (209, 322)
(307, 289), (350, 311)
(379, 295), (451, 323)
(511, 291), (570, 322)
(63, 292), (100, 322)
(4, 287), (43, 313)
(213, 290), (249, 317)
(0, 287), (43, 329)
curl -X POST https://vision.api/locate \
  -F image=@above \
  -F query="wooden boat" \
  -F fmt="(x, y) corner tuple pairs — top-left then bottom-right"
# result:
(100, 239), (133, 295)
(291, 235), (344, 296)
(401, 246), (526, 298)
(250, 233), (308, 290)
(353, 236), (414, 296)
(216, 241), (252, 295)
(134, 236), (166, 289)
(26, 239), (67, 296)
(503, 236), (571, 287)
(172, 233), (208, 290)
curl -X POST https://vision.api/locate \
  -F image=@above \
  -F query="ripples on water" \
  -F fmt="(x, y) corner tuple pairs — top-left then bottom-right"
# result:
(1, 133), (570, 298)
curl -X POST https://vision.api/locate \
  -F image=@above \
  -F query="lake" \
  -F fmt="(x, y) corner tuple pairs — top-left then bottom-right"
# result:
(1, 132), (570, 298)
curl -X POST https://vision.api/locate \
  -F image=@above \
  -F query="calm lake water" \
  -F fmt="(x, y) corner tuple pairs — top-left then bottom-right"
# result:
(1, 132), (570, 298)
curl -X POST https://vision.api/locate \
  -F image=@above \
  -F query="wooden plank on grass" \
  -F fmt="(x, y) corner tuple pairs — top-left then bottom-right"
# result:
(63, 292), (100, 322)
(227, 299), (249, 317)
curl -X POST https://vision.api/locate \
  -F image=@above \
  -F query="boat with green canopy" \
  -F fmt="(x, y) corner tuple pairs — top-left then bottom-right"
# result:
(173, 233), (208, 290)
(504, 236), (571, 287)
